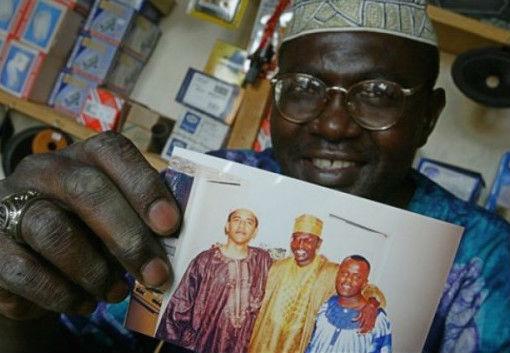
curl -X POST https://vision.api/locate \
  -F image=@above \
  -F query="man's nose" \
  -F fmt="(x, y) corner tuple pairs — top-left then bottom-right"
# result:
(307, 90), (363, 141)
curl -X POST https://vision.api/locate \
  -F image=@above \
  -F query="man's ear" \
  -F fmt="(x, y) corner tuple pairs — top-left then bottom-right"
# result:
(417, 88), (445, 147)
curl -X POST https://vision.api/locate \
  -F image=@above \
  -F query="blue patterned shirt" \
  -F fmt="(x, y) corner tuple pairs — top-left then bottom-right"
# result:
(63, 148), (510, 353)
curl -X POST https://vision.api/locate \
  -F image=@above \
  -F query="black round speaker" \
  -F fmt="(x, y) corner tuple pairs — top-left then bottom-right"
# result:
(431, 1), (510, 22)
(451, 46), (510, 108)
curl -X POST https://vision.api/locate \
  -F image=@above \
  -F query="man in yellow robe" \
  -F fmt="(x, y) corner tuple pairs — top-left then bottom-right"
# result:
(248, 215), (384, 353)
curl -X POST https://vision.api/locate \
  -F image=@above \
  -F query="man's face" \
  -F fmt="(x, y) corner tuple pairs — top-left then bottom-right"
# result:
(336, 258), (369, 298)
(290, 232), (322, 267)
(272, 32), (444, 204)
(225, 209), (258, 245)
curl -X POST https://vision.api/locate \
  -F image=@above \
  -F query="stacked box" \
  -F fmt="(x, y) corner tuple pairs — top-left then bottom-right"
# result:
(84, 0), (135, 45)
(0, 33), (6, 60)
(121, 101), (161, 151)
(0, 0), (84, 102)
(15, 0), (84, 56)
(49, 70), (96, 117)
(161, 110), (229, 159)
(105, 51), (143, 96)
(114, 0), (145, 11)
(66, 33), (119, 83)
(0, 40), (41, 97)
(122, 14), (161, 61)
(79, 87), (126, 132)
(0, 0), (28, 36)
(0, 39), (68, 101)
(55, 0), (93, 15)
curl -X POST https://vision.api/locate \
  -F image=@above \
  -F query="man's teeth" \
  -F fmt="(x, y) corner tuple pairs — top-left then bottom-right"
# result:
(312, 159), (355, 169)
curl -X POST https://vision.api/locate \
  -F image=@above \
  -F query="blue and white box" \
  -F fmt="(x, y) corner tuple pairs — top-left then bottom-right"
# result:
(161, 110), (229, 160)
(19, 0), (66, 53)
(0, 40), (40, 97)
(0, 0), (26, 35)
(67, 33), (119, 82)
(84, 0), (135, 45)
(49, 70), (97, 117)
(486, 152), (510, 214)
(418, 158), (485, 204)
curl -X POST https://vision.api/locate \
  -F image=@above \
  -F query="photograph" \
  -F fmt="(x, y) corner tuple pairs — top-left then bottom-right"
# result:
(125, 149), (463, 353)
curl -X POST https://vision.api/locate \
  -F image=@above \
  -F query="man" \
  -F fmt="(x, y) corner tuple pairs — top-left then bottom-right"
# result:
(305, 256), (391, 353)
(0, 0), (509, 352)
(248, 214), (385, 353)
(156, 208), (272, 353)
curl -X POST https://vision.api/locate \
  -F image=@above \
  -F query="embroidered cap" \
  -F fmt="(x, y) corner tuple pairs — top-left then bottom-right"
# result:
(293, 214), (324, 237)
(284, 0), (438, 46)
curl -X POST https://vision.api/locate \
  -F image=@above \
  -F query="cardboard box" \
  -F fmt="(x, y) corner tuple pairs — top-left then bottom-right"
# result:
(0, 40), (65, 102)
(78, 87), (126, 132)
(55, 0), (93, 15)
(67, 33), (119, 83)
(121, 101), (161, 151)
(49, 70), (97, 117)
(417, 158), (485, 203)
(148, 0), (174, 15)
(84, 0), (135, 45)
(105, 51), (144, 96)
(122, 15), (161, 62)
(161, 110), (229, 159)
(0, 33), (7, 60)
(16, 0), (83, 56)
(114, 0), (145, 11)
(0, 0), (28, 36)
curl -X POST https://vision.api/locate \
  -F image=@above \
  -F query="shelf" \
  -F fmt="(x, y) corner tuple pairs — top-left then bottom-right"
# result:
(428, 5), (510, 54)
(0, 90), (169, 171)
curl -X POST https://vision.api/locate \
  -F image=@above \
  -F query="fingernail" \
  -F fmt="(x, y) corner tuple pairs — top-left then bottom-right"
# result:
(77, 301), (97, 316)
(141, 258), (170, 288)
(106, 280), (129, 303)
(148, 199), (179, 235)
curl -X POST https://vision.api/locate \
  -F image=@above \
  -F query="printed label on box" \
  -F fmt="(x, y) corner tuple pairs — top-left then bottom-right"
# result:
(0, 0), (25, 34)
(179, 111), (201, 133)
(67, 34), (118, 82)
(0, 41), (39, 97)
(20, 0), (65, 53)
(85, 0), (135, 45)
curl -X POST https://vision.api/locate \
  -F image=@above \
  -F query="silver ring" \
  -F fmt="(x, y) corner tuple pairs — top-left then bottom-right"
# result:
(0, 191), (43, 243)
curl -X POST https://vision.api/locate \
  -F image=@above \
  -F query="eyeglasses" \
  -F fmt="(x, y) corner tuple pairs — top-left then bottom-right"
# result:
(271, 73), (422, 131)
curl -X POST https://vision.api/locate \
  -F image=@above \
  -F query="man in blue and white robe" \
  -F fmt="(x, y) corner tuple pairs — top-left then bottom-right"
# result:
(305, 256), (391, 353)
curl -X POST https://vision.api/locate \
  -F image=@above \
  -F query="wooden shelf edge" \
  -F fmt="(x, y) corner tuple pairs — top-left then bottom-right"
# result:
(428, 5), (510, 54)
(0, 90), (169, 171)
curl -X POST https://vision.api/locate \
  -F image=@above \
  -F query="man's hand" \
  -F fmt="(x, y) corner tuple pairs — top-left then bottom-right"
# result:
(0, 132), (180, 320)
(354, 298), (379, 333)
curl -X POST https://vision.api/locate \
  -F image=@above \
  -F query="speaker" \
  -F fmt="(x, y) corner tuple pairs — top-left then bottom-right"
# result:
(431, 0), (510, 25)
(452, 46), (510, 108)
